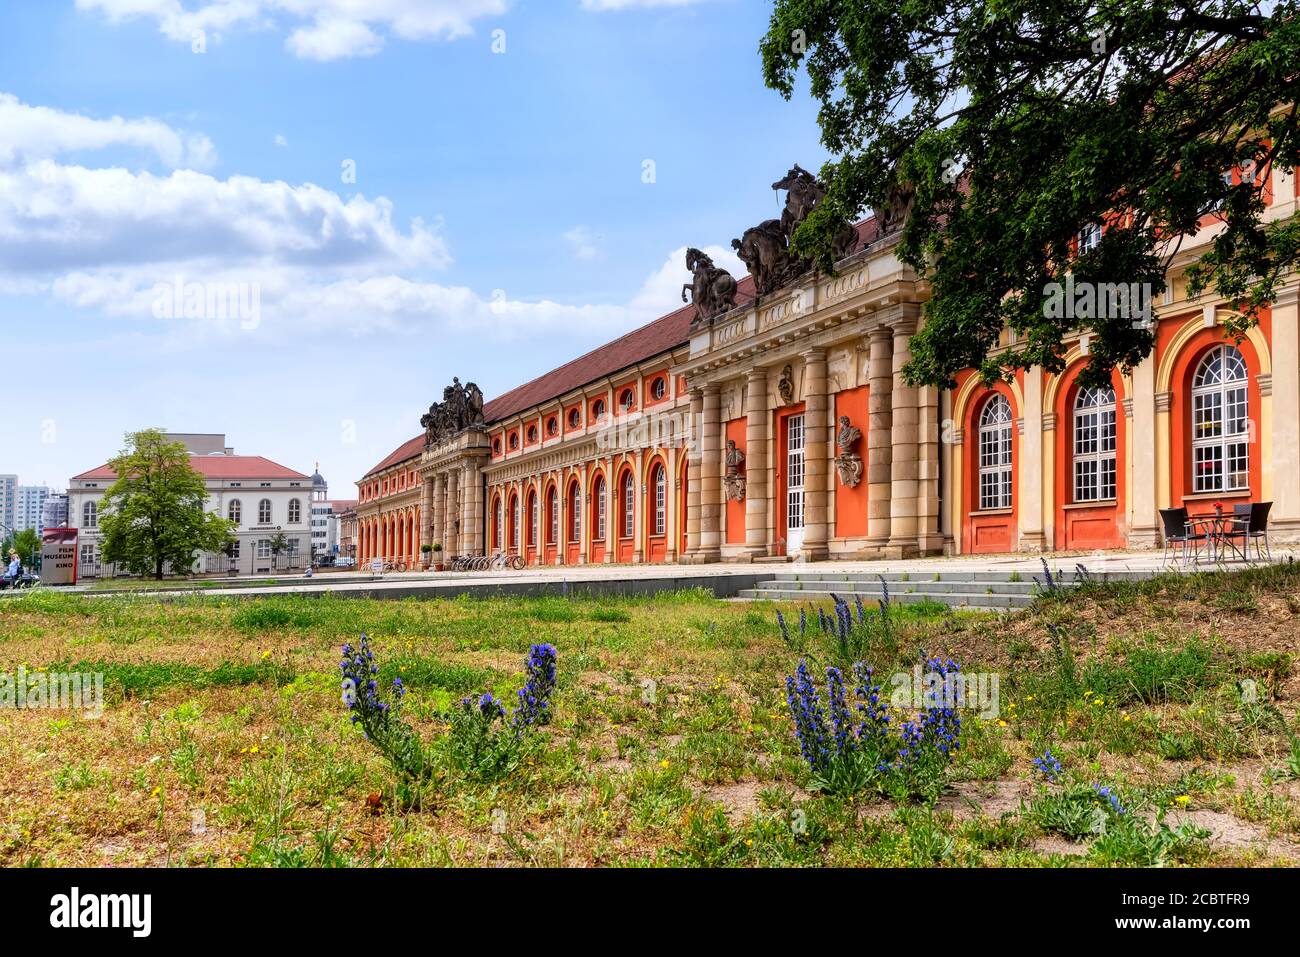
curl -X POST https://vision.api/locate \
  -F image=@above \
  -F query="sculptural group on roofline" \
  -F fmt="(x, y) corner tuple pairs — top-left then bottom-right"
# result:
(421, 377), (485, 447)
(683, 163), (913, 328)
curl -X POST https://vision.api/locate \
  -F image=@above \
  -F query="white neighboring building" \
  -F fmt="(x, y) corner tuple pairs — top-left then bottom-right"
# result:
(16, 486), (50, 534)
(69, 433), (314, 578)
(42, 492), (69, 531)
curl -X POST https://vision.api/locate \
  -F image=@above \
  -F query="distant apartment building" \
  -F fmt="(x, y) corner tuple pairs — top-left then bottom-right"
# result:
(16, 486), (50, 534)
(0, 475), (15, 534)
(69, 433), (314, 578)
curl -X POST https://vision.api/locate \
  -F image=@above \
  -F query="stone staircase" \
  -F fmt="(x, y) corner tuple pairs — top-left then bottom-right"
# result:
(736, 566), (1155, 612)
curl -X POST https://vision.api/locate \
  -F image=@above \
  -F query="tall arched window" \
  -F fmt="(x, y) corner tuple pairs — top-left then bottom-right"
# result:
(547, 488), (558, 545)
(258, 499), (272, 524)
(528, 491), (538, 548)
(82, 500), (97, 529)
(592, 475), (606, 541)
(495, 498), (504, 550)
(1192, 345), (1249, 492)
(228, 500), (242, 525)
(621, 471), (635, 538)
(1073, 387), (1117, 502)
(288, 499), (302, 523)
(649, 463), (666, 535)
(568, 483), (581, 542)
(511, 495), (520, 550)
(978, 395), (1013, 510)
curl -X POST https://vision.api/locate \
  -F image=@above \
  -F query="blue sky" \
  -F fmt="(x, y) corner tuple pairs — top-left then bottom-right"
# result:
(0, 0), (830, 494)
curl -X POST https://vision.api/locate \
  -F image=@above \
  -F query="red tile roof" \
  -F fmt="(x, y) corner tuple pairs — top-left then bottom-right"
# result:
(327, 499), (358, 510)
(359, 217), (885, 480)
(73, 455), (310, 481)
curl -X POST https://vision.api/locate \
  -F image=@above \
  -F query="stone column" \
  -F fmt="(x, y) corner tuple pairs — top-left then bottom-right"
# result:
(744, 368), (770, 558)
(1270, 284), (1300, 541)
(1017, 366), (1047, 552)
(430, 474), (444, 552)
(697, 385), (722, 562)
(578, 465), (589, 565)
(556, 470), (567, 565)
(445, 469), (459, 557)
(419, 477), (434, 564)
(666, 446), (680, 562)
(866, 326), (894, 550)
(685, 390), (704, 560)
(603, 459), (616, 562)
(800, 348), (830, 561)
(463, 463), (482, 556)
(886, 308), (922, 558)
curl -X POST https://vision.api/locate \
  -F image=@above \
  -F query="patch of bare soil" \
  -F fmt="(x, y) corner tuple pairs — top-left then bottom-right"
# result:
(1165, 809), (1300, 862)
(703, 781), (809, 824)
(936, 778), (1027, 820)
(1032, 834), (1088, 857)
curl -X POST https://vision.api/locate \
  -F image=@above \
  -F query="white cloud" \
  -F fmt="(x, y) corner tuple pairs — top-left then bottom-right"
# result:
(273, 132), (288, 147)
(0, 92), (216, 169)
(562, 225), (603, 261)
(77, 0), (507, 60)
(580, 0), (711, 10)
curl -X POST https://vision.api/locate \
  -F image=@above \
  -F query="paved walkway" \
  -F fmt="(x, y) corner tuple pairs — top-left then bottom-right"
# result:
(57, 547), (1293, 602)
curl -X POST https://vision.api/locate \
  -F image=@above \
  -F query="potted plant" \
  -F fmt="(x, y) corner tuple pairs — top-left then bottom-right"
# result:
(420, 542), (434, 569)
(431, 542), (443, 571)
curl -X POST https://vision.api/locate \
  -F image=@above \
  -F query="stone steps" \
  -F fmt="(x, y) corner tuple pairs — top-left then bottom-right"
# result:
(734, 565), (1119, 610)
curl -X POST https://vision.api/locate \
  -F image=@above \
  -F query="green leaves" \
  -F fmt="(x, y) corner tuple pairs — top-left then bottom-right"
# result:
(762, 0), (1300, 387)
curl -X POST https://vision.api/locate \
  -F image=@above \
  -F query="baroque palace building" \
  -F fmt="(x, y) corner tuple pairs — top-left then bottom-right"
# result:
(355, 162), (1300, 567)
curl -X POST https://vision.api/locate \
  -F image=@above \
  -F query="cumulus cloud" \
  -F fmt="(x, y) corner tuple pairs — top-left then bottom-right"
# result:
(580, 0), (712, 10)
(76, 0), (507, 60)
(0, 92), (216, 169)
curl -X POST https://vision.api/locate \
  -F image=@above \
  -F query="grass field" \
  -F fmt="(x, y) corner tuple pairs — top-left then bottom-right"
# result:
(2, 563), (1299, 867)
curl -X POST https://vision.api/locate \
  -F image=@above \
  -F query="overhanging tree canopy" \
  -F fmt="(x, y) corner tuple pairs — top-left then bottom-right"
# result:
(761, 0), (1300, 388)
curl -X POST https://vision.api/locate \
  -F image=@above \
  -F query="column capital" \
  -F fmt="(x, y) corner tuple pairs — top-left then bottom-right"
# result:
(799, 346), (827, 363)
(745, 366), (769, 383)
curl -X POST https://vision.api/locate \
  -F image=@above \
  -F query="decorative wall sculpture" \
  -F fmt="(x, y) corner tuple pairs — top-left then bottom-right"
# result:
(723, 439), (746, 502)
(834, 415), (864, 488)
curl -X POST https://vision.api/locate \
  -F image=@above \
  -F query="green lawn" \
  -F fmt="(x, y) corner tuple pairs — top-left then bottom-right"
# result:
(1, 567), (1298, 867)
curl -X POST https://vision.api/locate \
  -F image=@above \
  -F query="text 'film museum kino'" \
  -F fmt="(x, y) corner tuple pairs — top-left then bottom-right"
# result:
(352, 164), (1300, 567)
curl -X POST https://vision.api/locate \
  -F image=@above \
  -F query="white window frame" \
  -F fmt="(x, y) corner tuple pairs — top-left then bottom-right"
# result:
(82, 500), (97, 529)
(621, 472), (634, 538)
(1078, 222), (1101, 255)
(288, 499), (301, 524)
(1073, 386), (1117, 502)
(228, 499), (241, 525)
(978, 395), (1014, 510)
(651, 464), (666, 535)
(594, 476), (606, 541)
(548, 489), (558, 545)
(568, 483), (581, 543)
(258, 499), (272, 524)
(1192, 344), (1250, 493)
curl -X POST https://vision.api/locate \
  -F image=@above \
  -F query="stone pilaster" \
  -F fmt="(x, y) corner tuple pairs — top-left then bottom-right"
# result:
(697, 385), (722, 561)
(419, 477), (434, 563)
(685, 390), (704, 559)
(800, 348), (830, 561)
(445, 469), (460, 557)
(886, 307), (922, 558)
(1017, 366), (1047, 552)
(866, 326), (894, 550)
(632, 451), (645, 562)
(743, 368), (770, 557)
(1270, 285), (1300, 540)
(1128, 353), (1159, 547)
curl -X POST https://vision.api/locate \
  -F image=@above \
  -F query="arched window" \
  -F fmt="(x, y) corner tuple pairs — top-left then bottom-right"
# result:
(619, 388), (635, 413)
(568, 483), (581, 542)
(568, 408), (581, 429)
(509, 432), (519, 450)
(495, 498), (504, 550)
(1192, 344), (1249, 492)
(621, 471), (635, 538)
(288, 499), (302, 523)
(228, 500), (242, 525)
(547, 488), (558, 545)
(258, 499), (272, 524)
(1073, 387), (1117, 502)
(592, 398), (606, 420)
(527, 425), (538, 443)
(82, 500), (97, 529)
(650, 376), (667, 401)
(978, 395), (1013, 510)
(592, 475), (606, 541)
(547, 417), (559, 437)
(648, 463), (666, 535)
(528, 491), (538, 548)
(511, 495), (520, 549)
